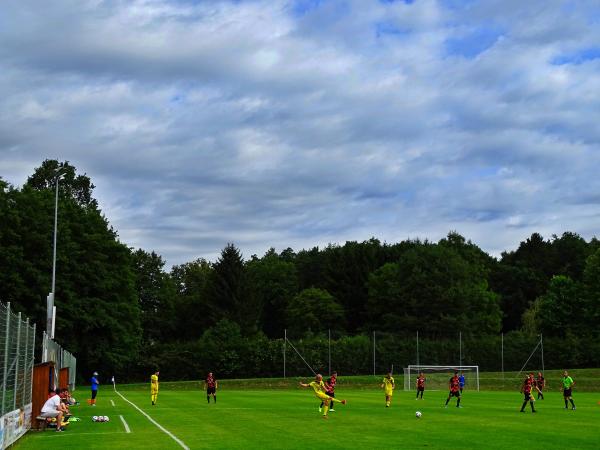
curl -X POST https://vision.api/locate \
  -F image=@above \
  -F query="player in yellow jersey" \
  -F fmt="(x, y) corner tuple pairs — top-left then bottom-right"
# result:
(300, 374), (346, 419)
(151, 371), (159, 405)
(381, 372), (395, 407)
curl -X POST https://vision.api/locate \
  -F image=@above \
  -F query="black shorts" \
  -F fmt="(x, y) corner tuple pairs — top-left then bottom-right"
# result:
(523, 392), (533, 401)
(326, 391), (334, 398)
(417, 387), (425, 392)
(207, 387), (216, 395)
(449, 391), (460, 398)
(563, 388), (572, 397)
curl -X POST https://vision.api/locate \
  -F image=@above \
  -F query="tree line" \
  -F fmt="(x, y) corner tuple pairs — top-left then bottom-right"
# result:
(1, 160), (599, 381)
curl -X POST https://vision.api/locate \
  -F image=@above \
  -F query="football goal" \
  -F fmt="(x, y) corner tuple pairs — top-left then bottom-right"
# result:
(403, 365), (480, 391)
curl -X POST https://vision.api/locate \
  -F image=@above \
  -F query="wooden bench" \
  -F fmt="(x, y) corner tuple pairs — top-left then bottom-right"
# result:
(35, 416), (48, 431)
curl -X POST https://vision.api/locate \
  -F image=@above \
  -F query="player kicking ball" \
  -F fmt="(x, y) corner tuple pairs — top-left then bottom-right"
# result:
(300, 374), (346, 419)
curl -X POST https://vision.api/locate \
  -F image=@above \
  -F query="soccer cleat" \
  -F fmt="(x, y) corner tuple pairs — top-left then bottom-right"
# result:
(318, 407), (322, 412)
(341, 400), (347, 405)
(572, 407), (576, 410)
(329, 409), (335, 412)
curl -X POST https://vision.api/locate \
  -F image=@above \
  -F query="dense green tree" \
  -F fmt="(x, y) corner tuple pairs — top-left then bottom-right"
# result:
(366, 243), (501, 335)
(208, 244), (258, 333)
(131, 249), (177, 343)
(285, 288), (345, 336)
(525, 275), (582, 336)
(170, 258), (214, 339)
(246, 248), (298, 338)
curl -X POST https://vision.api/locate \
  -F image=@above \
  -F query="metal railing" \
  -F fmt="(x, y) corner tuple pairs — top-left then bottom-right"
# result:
(0, 302), (36, 449)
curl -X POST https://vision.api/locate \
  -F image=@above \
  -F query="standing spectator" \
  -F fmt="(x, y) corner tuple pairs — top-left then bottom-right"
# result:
(40, 389), (68, 432)
(90, 371), (100, 406)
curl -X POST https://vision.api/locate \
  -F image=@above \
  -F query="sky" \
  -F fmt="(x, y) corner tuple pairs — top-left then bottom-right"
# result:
(1, 0), (599, 267)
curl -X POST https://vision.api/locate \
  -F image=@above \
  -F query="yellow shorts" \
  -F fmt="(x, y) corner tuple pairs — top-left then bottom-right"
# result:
(385, 390), (393, 397)
(316, 392), (331, 401)
(151, 388), (158, 394)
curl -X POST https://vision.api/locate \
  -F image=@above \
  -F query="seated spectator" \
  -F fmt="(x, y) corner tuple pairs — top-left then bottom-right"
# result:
(60, 388), (77, 406)
(40, 388), (68, 432)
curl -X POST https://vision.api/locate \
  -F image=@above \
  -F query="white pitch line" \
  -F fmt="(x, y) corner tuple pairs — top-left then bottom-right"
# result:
(110, 400), (115, 407)
(119, 415), (131, 433)
(114, 390), (189, 450)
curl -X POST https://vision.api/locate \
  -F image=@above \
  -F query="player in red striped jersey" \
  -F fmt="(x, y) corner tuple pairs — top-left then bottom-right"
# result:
(444, 371), (462, 408)
(205, 372), (218, 404)
(416, 372), (426, 400)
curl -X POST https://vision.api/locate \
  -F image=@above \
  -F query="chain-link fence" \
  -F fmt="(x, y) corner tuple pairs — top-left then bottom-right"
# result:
(42, 331), (77, 391)
(0, 302), (36, 449)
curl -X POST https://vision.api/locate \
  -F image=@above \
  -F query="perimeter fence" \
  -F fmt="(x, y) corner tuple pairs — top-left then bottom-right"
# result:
(0, 302), (36, 449)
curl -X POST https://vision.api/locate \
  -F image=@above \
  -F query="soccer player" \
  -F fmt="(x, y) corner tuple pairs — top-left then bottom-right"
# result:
(320, 371), (338, 412)
(520, 373), (537, 413)
(205, 372), (218, 404)
(459, 372), (466, 393)
(90, 371), (99, 406)
(381, 372), (395, 407)
(300, 374), (346, 419)
(416, 372), (426, 400)
(151, 370), (159, 405)
(444, 371), (461, 408)
(562, 370), (576, 410)
(536, 371), (545, 400)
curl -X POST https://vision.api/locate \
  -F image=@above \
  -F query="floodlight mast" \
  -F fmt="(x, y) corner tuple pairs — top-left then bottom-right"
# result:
(48, 169), (66, 339)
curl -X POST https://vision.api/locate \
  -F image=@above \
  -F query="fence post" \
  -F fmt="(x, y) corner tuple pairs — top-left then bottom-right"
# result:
(372, 331), (376, 376)
(2, 302), (11, 415)
(416, 331), (420, 367)
(540, 334), (545, 374)
(23, 318), (30, 406)
(328, 329), (331, 375)
(459, 331), (462, 366)
(501, 333), (504, 381)
(14, 311), (22, 409)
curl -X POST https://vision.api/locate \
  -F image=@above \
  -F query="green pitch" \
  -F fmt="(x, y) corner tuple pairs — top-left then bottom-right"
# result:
(17, 385), (600, 449)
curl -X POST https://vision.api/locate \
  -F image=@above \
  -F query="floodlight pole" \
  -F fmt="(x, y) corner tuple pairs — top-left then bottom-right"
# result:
(48, 172), (63, 339)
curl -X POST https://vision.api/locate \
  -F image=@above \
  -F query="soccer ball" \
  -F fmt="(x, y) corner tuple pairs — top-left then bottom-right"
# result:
(415, 411), (422, 418)
(92, 416), (98, 421)
(104, 416), (110, 422)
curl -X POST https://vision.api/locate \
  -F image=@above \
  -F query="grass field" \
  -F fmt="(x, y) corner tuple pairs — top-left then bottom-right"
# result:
(17, 375), (600, 449)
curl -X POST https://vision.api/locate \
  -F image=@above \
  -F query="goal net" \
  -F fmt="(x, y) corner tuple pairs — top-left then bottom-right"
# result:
(403, 365), (480, 391)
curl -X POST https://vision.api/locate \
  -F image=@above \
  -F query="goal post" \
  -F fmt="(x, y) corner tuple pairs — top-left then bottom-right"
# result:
(403, 365), (480, 391)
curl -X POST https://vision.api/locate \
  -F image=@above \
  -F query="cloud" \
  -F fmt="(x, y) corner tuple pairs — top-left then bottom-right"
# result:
(1, 0), (599, 266)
